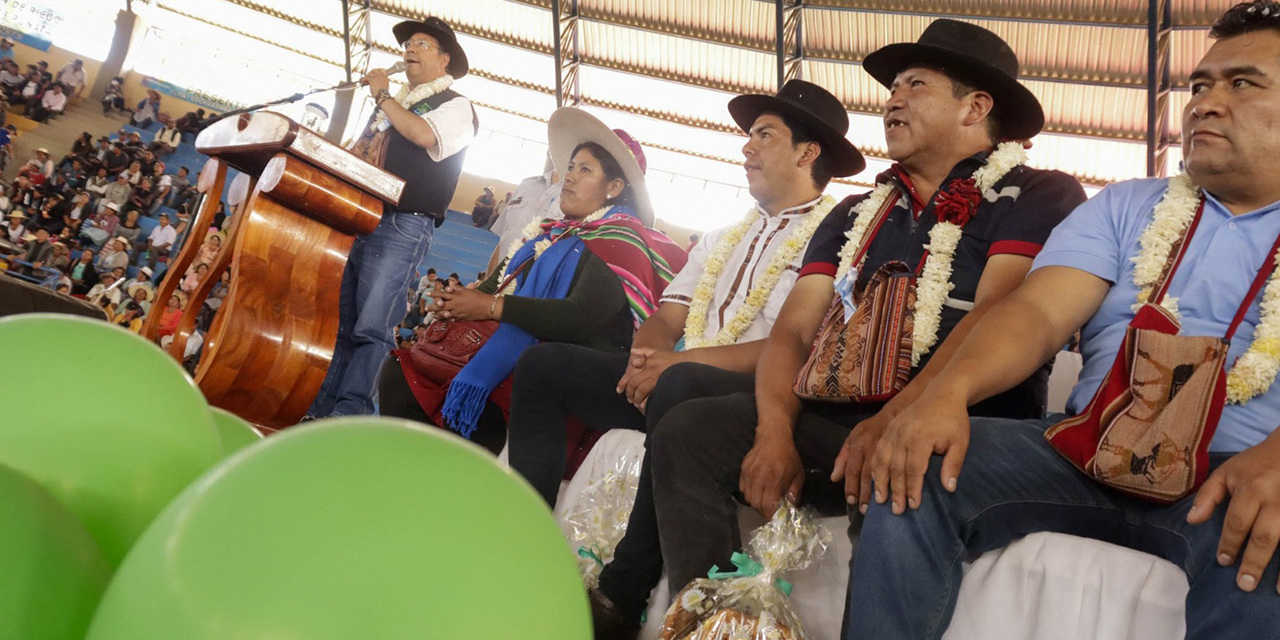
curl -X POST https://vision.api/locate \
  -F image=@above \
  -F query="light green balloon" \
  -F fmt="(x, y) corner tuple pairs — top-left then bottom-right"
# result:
(0, 314), (222, 567)
(0, 462), (111, 640)
(209, 407), (261, 456)
(86, 419), (591, 640)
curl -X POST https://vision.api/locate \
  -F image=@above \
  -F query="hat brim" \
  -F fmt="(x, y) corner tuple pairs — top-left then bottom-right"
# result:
(127, 283), (155, 302)
(547, 107), (655, 228)
(727, 95), (865, 177)
(392, 20), (469, 78)
(862, 43), (1045, 140)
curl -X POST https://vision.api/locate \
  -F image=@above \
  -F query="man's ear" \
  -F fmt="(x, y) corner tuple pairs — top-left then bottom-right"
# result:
(963, 90), (995, 130)
(797, 141), (822, 169)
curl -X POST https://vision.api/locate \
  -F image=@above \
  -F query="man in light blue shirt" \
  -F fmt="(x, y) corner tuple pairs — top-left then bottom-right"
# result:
(845, 3), (1280, 638)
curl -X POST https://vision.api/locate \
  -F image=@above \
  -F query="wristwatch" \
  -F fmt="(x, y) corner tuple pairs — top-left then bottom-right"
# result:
(375, 89), (393, 109)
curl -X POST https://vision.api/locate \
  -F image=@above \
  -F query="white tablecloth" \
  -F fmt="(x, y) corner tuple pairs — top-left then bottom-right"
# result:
(559, 428), (1189, 640)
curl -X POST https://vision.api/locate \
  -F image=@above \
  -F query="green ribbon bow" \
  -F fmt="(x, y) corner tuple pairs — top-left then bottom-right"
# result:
(706, 552), (793, 597)
(577, 546), (605, 569)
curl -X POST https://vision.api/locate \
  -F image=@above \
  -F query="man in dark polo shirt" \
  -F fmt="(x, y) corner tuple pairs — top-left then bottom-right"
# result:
(631, 19), (1087, 616)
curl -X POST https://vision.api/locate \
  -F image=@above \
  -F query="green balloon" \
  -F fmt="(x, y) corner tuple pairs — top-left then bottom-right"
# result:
(210, 407), (261, 456)
(87, 419), (590, 640)
(0, 462), (111, 640)
(0, 315), (222, 567)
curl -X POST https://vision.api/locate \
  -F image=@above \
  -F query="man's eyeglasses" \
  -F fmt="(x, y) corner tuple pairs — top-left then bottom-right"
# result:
(400, 39), (441, 53)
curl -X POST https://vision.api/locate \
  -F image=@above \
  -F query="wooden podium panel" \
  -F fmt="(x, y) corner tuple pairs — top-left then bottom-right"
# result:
(149, 112), (404, 428)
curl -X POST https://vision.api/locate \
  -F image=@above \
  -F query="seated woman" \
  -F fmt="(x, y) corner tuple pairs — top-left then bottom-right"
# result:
(378, 108), (687, 454)
(156, 291), (186, 339)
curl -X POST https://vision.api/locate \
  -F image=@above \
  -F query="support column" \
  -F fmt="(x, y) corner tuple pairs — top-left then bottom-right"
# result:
(1146, 0), (1172, 177)
(551, 0), (580, 107)
(87, 10), (138, 103)
(327, 0), (372, 144)
(776, 0), (804, 89)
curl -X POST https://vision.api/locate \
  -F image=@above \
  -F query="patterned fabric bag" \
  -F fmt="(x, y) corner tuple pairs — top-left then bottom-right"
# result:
(793, 262), (915, 402)
(1045, 203), (1280, 502)
(793, 188), (914, 403)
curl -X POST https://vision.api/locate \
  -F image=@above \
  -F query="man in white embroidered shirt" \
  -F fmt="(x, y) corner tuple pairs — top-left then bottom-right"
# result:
(504, 80), (866, 637)
(308, 16), (478, 419)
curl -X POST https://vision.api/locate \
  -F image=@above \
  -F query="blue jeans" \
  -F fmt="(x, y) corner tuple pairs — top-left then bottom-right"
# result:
(845, 415), (1280, 639)
(308, 212), (433, 417)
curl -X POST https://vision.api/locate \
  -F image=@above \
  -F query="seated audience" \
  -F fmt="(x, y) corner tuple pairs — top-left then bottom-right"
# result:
(843, 4), (1280, 638)
(28, 81), (64, 122)
(5, 209), (26, 244)
(149, 123), (181, 158)
(95, 236), (129, 273)
(87, 272), (122, 309)
(379, 114), (687, 455)
(135, 211), (175, 269)
(471, 186), (496, 228)
(132, 90), (161, 129)
(100, 173), (132, 213)
(112, 208), (141, 248)
(68, 248), (98, 295)
(113, 300), (145, 333)
(58, 133), (95, 171)
(101, 76), (125, 115)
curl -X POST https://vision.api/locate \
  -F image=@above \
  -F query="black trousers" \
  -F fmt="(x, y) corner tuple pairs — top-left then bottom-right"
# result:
(649, 389), (868, 602)
(376, 356), (509, 455)
(508, 345), (762, 619)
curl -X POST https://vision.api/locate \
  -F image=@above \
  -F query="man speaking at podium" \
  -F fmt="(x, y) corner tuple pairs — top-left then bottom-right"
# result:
(308, 17), (478, 419)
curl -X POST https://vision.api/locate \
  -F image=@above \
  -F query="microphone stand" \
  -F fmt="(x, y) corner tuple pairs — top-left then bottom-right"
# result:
(209, 82), (362, 122)
(206, 63), (404, 126)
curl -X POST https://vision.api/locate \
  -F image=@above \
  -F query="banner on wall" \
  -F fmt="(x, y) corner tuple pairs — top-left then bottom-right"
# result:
(0, 0), (60, 49)
(141, 76), (237, 114)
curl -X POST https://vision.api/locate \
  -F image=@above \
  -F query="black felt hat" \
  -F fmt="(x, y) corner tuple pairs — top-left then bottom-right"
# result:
(728, 79), (865, 177)
(862, 19), (1044, 140)
(392, 17), (469, 78)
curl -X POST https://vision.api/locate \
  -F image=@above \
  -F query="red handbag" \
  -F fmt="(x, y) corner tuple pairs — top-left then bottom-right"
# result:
(408, 318), (499, 385)
(1045, 201), (1280, 502)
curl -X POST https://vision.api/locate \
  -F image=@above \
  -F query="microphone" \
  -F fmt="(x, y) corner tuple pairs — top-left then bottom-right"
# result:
(356, 62), (406, 88)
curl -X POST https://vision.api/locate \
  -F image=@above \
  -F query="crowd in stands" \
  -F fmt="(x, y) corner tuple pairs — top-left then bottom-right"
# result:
(0, 50), (226, 357)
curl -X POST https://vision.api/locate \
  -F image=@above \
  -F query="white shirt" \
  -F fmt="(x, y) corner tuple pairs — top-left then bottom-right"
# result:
(41, 91), (65, 112)
(154, 127), (181, 148)
(662, 195), (827, 345)
(57, 65), (85, 92)
(148, 224), (176, 248)
(401, 95), (476, 163)
(493, 173), (563, 259)
(86, 176), (110, 196)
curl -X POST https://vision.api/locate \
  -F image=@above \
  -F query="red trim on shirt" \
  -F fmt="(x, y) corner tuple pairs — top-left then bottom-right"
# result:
(988, 240), (1044, 258)
(799, 262), (837, 278)
(888, 165), (927, 217)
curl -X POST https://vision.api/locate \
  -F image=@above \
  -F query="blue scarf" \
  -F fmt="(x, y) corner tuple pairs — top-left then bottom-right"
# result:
(440, 231), (585, 438)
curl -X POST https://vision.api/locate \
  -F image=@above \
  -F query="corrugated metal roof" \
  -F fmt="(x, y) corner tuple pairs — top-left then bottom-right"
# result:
(803, 9), (1148, 86)
(805, 0), (1148, 26)
(579, 20), (777, 95)
(581, 0), (776, 52)
(189, 0), (1229, 188)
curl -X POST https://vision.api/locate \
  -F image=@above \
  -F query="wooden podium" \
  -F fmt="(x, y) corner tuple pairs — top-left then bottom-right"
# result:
(143, 112), (405, 429)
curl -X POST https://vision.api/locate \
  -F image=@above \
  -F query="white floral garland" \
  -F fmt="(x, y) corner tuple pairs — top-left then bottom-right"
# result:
(496, 205), (612, 295)
(1131, 173), (1280, 404)
(683, 196), (837, 348)
(833, 141), (1028, 365)
(371, 74), (454, 131)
